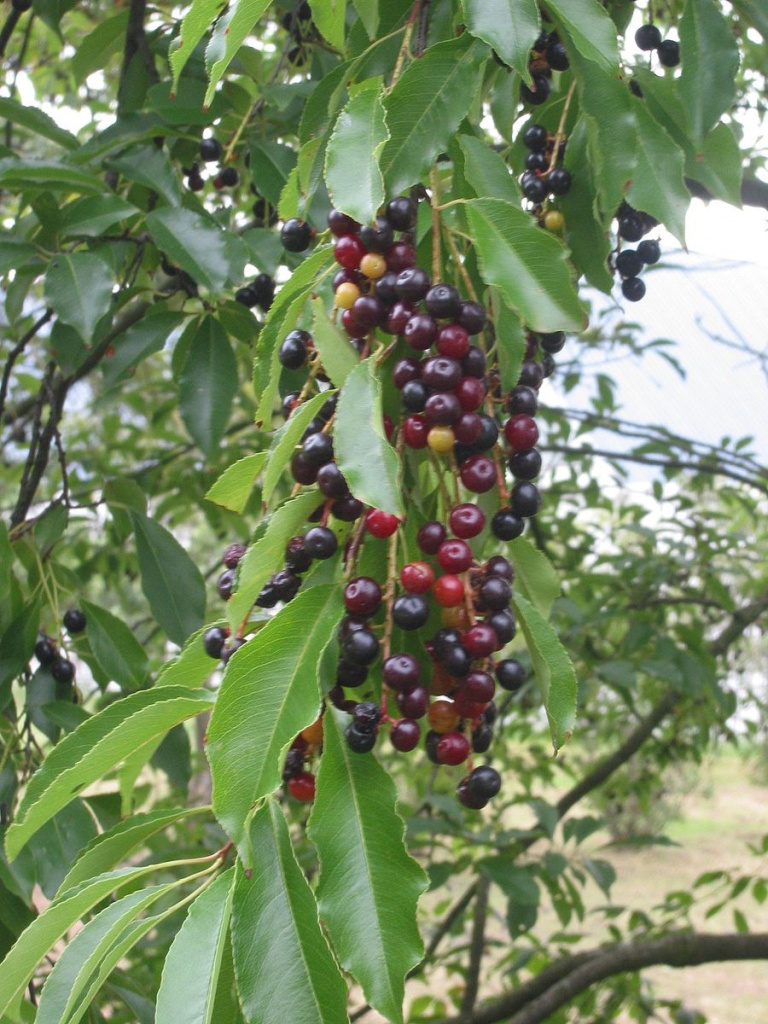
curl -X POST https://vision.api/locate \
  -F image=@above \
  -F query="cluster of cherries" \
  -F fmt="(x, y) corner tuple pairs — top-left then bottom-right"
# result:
(33, 609), (87, 697)
(613, 202), (662, 302)
(635, 23), (680, 68)
(518, 121), (572, 233)
(520, 29), (570, 107)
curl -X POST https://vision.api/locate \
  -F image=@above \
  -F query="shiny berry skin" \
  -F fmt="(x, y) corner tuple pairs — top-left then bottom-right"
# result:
(332, 496), (364, 522)
(344, 577), (382, 616)
(402, 380), (427, 412)
(376, 271), (399, 305)
(334, 234), (367, 269)
(464, 670), (495, 703)
(278, 333), (308, 370)
(422, 356), (462, 392)
(621, 276), (646, 302)
(346, 723), (377, 753)
(328, 209), (360, 236)
(288, 772), (316, 801)
(302, 432), (333, 467)
(523, 123), (548, 151)
(462, 346), (486, 379)
(304, 526), (338, 559)
(334, 281), (360, 309)
(204, 627), (227, 659)
(463, 624), (498, 658)
(387, 301), (415, 336)
(386, 196), (417, 230)
(337, 660), (368, 688)
(395, 266), (431, 303)
(400, 561), (435, 594)
(63, 609), (87, 634)
(460, 455), (496, 493)
(424, 392), (461, 426)
(341, 307), (364, 337)
(285, 536), (312, 572)
(452, 688), (488, 720)
(353, 294), (386, 329)
(486, 555), (514, 581)
(290, 452), (318, 485)
(507, 385), (538, 416)
(548, 167), (572, 196)
(487, 609), (515, 645)
(496, 658), (526, 691)
(391, 719), (421, 752)
(199, 137), (222, 161)
(526, 151), (548, 174)
(218, 568), (236, 600)
(392, 594), (430, 630)
(509, 448), (542, 480)
(219, 167), (239, 187)
(478, 576), (512, 611)
(365, 508), (399, 538)
(432, 574), (465, 607)
(52, 657), (75, 684)
(540, 331), (565, 354)
(437, 324), (470, 359)
(455, 376), (486, 411)
(385, 241), (416, 273)
(35, 637), (56, 665)
(437, 731), (470, 766)
(425, 283), (462, 320)
(341, 629), (380, 665)
(638, 239), (661, 265)
(450, 504), (485, 539)
(359, 217), (394, 253)
(521, 72), (551, 105)
(635, 23), (661, 50)
(518, 360), (544, 390)
(403, 415), (429, 448)
(491, 508), (524, 541)
(454, 413), (483, 446)
(432, 627), (461, 658)
(442, 643), (471, 678)
(522, 175), (548, 204)
(393, 357), (422, 389)
(427, 425), (456, 454)
(437, 539), (473, 574)
(618, 211), (644, 242)
(458, 301), (487, 335)
(504, 414), (539, 451)
(417, 521), (447, 555)
(472, 721), (493, 753)
(428, 698), (460, 733)
(404, 313), (438, 351)
(616, 249), (644, 278)
(281, 218), (313, 252)
(459, 765), (501, 808)
(317, 462), (348, 498)
(546, 39), (569, 70)
(383, 653), (421, 691)
(397, 685), (429, 719)
(510, 481), (542, 518)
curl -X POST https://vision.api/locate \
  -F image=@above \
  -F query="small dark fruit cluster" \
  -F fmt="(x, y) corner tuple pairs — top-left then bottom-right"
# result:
(635, 24), (680, 68)
(520, 29), (570, 106)
(280, 1), (316, 68)
(185, 137), (240, 192)
(235, 273), (274, 312)
(34, 608), (87, 698)
(519, 123), (571, 233)
(612, 202), (661, 302)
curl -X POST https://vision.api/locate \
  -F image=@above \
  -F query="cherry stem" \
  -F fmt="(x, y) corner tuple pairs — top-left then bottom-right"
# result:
(390, 1), (421, 86)
(430, 166), (441, 282)
(547, 80), (576, 174)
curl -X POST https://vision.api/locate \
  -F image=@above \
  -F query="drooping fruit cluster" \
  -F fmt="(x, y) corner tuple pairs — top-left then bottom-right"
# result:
(635, 23), (680, 68)
(518, 123), (571, 234)
(613, 202), (662, 302)
(33, 609), (87, 701)
(520, 29), (570, 106)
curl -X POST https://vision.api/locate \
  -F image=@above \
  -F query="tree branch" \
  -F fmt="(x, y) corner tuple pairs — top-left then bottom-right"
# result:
(459, 876), (490, 1016)
(0, 309), (53, 424)
(118, 0), (159, 116)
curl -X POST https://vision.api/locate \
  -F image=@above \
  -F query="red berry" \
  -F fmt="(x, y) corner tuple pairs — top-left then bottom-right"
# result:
(454, 412), (483, 445)
(396, 684), (430, 719)
(400, 561), (435, 593)
(432, 574), (465, 607)
(391, 719), (421, 751)
(288, 772), (316, 801)
(455, 376), (486, 411)
(365, 508), (399, 538)
(463, 670), (495, 702)
(404, 313), (438, 351)
(417, 521), (447, 554)
(393, 357), (422, 389)
(334, 235), (366, 270)
(460, 455), (496, 493)
(386, 302), (415, 336)
(463, 624), (498, 658)
(328, 210), (360, 236)
(452, 689), (488, 719)
(403, 414), (429, 449)
(436, 731), (470, 766)
(385, 242), (416, 273)
(437, 539), (473, 574)
(449, 504), (486, 539)
(341, 307), (364, 337)
(436, 324), (470, 359)
(504, 414), (539, 451)
(344, 577), (383, 616)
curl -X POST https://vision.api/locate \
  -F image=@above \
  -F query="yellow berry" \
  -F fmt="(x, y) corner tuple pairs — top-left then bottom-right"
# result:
(544, 210), (565, 232)
(427, 425), (455, 454)
(334, 281), (360, 309)
(360, 253), (387, 280)
(428, 698), (460, 734)
(441, 605), (469, 629)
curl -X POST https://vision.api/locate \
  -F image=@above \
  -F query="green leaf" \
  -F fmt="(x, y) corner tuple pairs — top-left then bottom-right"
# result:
(351, 0), (378, 37)
(0, 237), (38, 276)
(0, 158), (105, 194)
(231, 802), (349, 1024)
(70, 11), (131, 85)
(509, 537), (560, 618)
(460, 0), (539, 82)
(225, 490), (320, 630)
(178, 317), (239, 456)
(380, 35), (488, 196)
(208, 585), (344, 860)
(309, 0), (347, 50)
(627, 100), (688, 246)
(170, 0), (226, 90)
(146, 208), (245, 296)
(36, 884), (173, 1024)
(490, 290), (526, 392)
(0, 598), (40, 711)
(253, 247), (336, 427)
(690, 124), (743, 207)
(458, 134), (519, 202)
(560, 116), (614, 293)
(310, 296), (359, 388)
(102, 310), (186, 387)
(248, 140), (297, 207)
(205, 453), (266, 513)
(679, 0), (740, 147)
(545, 0), (619, 72)
(466, 199), (587, 333)
(110, 145), (182, 207)
(262, 391), (332, 503)
(60, 195), (140, 238)
(79, 601), (149, 690)
(0, 98), (77, 150)
(512, 593), (577, 752)
(479, 858), (540, 905)
(5, 687), (214, 860)
(204, 1), (274, 107)
(44, 253), (113, 343)
(335, 358), (403, 516)
(582, 856), (616, 896)
(0, 864), (181, 1020)
(156, 869), (235, 1024)
(130, 510), (207, 647)
(732, 0), (768, 37)
(325, 79), (389, 225)
(308, 709), (427, 1024)
(58, 807), (205, 895)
